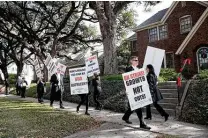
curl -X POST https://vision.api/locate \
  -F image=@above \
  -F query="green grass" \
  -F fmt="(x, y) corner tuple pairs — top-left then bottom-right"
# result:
(0, 97), (101, 138)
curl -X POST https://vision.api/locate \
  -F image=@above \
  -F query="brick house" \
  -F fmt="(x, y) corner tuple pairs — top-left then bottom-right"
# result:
(129, 1), (208, 73)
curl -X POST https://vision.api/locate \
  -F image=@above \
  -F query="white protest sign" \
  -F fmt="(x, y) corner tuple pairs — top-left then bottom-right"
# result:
(57, 63), (67, 75)
(143, 46), (165, 77)
(34, 59), (42, 78)
(45, 55), (52, 69)
(48, 61), (57, 75)
(69, 67), (88, 95)
(85, 55), (100, 77)
(122, 68), (153, 111)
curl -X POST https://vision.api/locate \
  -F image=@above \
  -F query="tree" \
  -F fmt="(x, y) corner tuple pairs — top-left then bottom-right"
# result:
(89, 1), (160, 75)
(0, 1), (101, 76)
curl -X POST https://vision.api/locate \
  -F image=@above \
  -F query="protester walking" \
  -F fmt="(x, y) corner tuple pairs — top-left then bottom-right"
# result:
(16, 76), (22, 96)
(122, 56), (151, 130)
(5, 78), (9, 95)
(92, 73), (102, 110)
(20, 77), (28, 98)
(37, 77), (45, 103)
(50, 74), (64, 109)
(76, 78), (91, 115)
(145, 64), (169, 121)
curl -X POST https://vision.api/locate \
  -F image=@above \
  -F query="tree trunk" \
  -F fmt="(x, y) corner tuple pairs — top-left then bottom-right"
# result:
(99, 17), (118, 75)
(17, 62), (24, 77)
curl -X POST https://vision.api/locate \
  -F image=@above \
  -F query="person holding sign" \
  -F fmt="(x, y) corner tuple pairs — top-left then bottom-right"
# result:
(37, 77), (45, 104)
(92, 73), (102, 110)
(50, 74), (64, 109)
(76, 78), (91, 115)
(122, 56), (151, 130)
(145, 64), (169, 121)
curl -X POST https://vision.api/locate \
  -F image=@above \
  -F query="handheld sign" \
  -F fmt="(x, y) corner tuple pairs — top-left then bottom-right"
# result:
(122, 68), (153, 111)
(45, 55), (52, 69)
(57, 63), (67, 75)
(143, 46), (165, 77)
(69, 67), (88, 95)
(85, 55), (100, 77)
(34, 59), (42, 78)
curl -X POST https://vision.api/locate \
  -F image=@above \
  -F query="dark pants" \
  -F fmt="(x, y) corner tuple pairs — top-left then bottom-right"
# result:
(21, 87), (26, 98)
(50, 91), (63, 107)
(77, 94), (89, 113)
(122, 102), (145, 125)
(16, 85), (20, 95)
(93, 91), (101, 108)
(50, 99), (63, 106)
(146, 102), (168, 118)
(37, 92), (44, 103)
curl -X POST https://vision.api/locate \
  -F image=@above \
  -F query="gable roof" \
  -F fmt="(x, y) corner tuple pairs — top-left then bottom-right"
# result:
(176, 7), (208, 55)
(135, 8), (168, 30)
(133, 1), (208, 32)
(127, 33), (137, 41)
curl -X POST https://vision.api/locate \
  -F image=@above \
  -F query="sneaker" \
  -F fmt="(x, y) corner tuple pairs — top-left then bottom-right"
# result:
(60, 106), (65, 109)
(85, 112), (90, 116)
(140, 124), (151, 130)
(122, 118), (132, 124)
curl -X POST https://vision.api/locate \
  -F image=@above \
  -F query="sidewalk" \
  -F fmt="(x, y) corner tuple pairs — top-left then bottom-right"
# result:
(2, 94), (208, 138)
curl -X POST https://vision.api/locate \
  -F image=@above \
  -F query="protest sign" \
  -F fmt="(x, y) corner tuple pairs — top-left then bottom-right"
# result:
(143, 46), (165, 77)
(44, 55), (52, 69)
(122, 68), (153, 111)
(34, 59), (42, 78)
(48, 61), (57, 75)
(69, 67), (88, 95)
(57, 63), (67, 75)
(85, 55), (100, 77)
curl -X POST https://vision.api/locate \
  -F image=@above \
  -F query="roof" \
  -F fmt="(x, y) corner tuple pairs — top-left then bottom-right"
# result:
(135, 8), (169, 30)
(127, 33), (137, 41)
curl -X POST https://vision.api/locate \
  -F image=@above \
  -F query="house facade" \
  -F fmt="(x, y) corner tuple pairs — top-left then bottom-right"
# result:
(129, 1), (208, 73)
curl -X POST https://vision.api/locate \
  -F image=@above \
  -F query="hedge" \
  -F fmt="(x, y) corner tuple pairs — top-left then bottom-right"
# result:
(197, 69), (208, 80)
(101, 68), (178, 82)
(180, 79), (208, 125)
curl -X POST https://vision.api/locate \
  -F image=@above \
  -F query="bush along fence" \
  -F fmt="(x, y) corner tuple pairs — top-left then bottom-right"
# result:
(180, 79), (208, 125)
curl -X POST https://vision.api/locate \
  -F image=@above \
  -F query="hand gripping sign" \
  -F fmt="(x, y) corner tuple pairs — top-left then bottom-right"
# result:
(85, 55), (100, 77)
(122, 68), (153, 111)
(69, 67), (89, 95)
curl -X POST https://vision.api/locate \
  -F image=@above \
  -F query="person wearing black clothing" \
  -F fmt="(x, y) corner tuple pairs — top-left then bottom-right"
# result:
(20, 77), (28, 98)
(50, 74), (64, 109)
(5, 78), (9, 95)
(145, 64), (169, 121)
(37, 77), (45, 103)
(76, 78), (91, 115)
(92, 73), (102, 110)
(122, 56), (151, 130)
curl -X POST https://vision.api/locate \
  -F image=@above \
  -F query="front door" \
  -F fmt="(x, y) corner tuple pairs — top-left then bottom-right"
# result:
(197, 47), (208, 72)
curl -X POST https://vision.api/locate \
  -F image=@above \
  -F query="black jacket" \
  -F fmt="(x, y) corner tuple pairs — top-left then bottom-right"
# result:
(37, 81), (45, 94)
(146, 73), (163, 102)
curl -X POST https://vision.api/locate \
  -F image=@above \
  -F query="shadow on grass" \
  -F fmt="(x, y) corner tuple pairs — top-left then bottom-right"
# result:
(0, 97), (101, 138)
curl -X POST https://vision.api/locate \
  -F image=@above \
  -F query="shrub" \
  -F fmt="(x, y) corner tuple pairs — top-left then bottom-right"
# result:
(159, 68), (177, 82)
(101, 74), (122, 80)
(8, 74), (17, 87)
(198, 69), (208, 80)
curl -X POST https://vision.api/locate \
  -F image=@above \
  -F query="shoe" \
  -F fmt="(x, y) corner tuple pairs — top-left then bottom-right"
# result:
(60, 106), (65, 109)
(165, 114), (169, 122)
(122, 118), (132, 124)
(76, 106), (79, 113)
(85, 112), (90, 116)
(140, 124), (151, 130)
(50, 104), (53, 107)
(144, 117), (152, 120)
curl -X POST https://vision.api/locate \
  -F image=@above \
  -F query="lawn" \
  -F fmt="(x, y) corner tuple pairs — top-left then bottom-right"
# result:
(0, 97), (101, 138)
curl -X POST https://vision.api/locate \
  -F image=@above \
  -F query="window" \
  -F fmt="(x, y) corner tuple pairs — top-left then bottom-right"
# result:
(131, 41), (137, 52)
(162, 53), (175, 68)
(159, 24), (168, 40)
(149, 27), (158, 42)
(180, 15), (192, 34)
(166, 53), (175, 68)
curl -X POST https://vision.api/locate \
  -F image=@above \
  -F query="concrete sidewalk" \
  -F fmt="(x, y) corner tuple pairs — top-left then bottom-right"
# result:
(2, 94), (208, 138)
